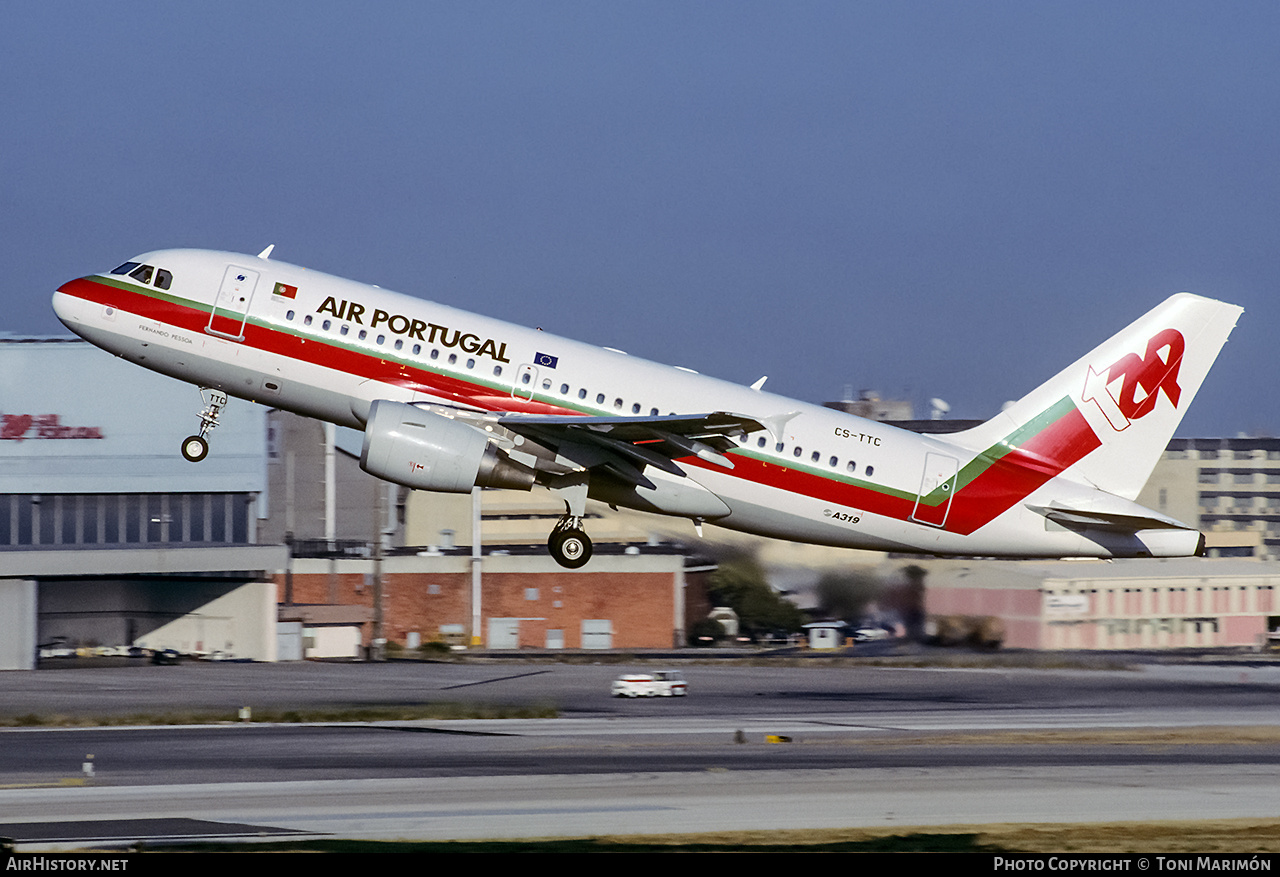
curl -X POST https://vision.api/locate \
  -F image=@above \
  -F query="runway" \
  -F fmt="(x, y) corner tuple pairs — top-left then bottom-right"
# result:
(2, 658), (1279, 848)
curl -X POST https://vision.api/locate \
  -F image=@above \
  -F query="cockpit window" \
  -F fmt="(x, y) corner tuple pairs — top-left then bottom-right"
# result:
(111, 261), (173, 290)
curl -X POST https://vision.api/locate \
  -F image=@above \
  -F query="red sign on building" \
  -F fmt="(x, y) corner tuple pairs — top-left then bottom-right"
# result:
(1, 413), (104, 441)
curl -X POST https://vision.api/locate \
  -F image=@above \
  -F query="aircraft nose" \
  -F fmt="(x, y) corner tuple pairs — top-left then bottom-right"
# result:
(52, 287), (76, 326)
(52, 279), (94, 331)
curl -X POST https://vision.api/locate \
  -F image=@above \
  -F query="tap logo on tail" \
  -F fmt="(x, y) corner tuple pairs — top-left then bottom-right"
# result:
(1082, 328), (1185, 431)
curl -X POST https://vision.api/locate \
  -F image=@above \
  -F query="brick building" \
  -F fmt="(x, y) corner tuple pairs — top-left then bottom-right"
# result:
(281, 550), (697, 654)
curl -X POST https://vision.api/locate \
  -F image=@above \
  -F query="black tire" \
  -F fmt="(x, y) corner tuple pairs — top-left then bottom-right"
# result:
(548, 528), (592, 569)
(180, 435), (209, 463)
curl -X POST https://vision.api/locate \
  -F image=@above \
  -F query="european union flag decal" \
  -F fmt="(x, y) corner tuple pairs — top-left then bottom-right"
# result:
(534, 352), (559, 368)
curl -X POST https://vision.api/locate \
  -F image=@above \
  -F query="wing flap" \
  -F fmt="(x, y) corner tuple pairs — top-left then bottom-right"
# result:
(498, 411), (764, 481)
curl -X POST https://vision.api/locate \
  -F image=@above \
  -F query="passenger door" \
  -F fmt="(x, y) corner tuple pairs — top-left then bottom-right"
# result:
(206, 265), (259, 341)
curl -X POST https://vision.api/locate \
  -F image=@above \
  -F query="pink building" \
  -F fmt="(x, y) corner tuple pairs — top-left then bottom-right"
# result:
(925, 558), (1280, 650)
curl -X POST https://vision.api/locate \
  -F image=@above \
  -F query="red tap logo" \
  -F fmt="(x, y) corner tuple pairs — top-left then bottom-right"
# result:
(1082, 328), (1185, 431)
(1, 413), (104, 441)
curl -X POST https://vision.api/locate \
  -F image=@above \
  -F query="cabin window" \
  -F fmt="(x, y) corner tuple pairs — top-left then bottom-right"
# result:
(650, 408), (659, 416)
(448, 354), (457, 365)
(358, 330), (367, 340)
(632, 403), (641, 414)
(811, 451), (820, 463)
(154, 269), (172, 290)
(521, 372), (532, 385)
(614, 398), (623, 410)
(793, 447), (803, 458)
(847, 461), (857, 473)
(466, 358), (475, 369)
(304, 315), (313, 326)
(285, 310), (295, 321)
(394, 339), (403, 350)
(322, 320), (331, 331)
(596, 393), (605, 404)
(758, 437), (767, 448)
(412, 344), (421, 355)
(375, 334), (385, 345)
(430, 349), (439, 360)
(829, 456), (838, 467)
(866, 465), (875, 477)
(775, 442), (784, 453)
(128, 264), (153, 284)
(340, 325), (349, 336)
(578, 388), (587, 399)
(560, 384), (570, 394)
(542, 379), (552, 390)
(494, 366), (503, 376)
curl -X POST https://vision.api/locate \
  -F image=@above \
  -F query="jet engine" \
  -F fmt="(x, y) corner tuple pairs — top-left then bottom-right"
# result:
(359, 400), (536, 493)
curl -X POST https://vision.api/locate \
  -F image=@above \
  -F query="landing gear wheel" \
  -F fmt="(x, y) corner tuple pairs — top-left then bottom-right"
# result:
(548, 528), (592, 569)
(180, 435), (209, 463)
(180, 388), (228, 464)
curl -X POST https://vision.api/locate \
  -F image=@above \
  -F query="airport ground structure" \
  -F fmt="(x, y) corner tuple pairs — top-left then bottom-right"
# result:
(281, 551), (691, 654)
(924, 557), (1280, 650)
(3, 337), (1279, 669)
(1137, 436), (1280, 560)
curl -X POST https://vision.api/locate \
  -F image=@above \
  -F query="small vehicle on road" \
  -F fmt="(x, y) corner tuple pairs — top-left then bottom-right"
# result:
(611, 670), (688, 697)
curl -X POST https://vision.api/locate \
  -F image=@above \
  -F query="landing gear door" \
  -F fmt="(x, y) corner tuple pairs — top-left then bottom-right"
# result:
(206, 265), (259, 342)
(910, 452), (958, 528)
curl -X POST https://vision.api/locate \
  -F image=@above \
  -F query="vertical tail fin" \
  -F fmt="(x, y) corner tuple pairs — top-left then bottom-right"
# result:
(951, 293), (1243, 500)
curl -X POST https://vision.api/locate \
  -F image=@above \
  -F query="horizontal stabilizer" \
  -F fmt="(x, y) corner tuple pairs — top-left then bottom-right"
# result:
(1025, 503), (1193, 532)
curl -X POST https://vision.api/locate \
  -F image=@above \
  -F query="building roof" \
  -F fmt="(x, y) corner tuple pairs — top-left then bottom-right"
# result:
(927, 557), (1280, 589)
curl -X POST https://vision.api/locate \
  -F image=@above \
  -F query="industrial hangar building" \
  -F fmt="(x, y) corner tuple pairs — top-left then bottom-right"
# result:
(4, 337), (1279, 669)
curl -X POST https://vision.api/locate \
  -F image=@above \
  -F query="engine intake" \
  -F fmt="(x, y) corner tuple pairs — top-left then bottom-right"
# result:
(360, 400), (535, 493)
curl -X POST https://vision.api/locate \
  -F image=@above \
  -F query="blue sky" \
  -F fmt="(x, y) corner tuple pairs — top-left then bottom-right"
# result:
(5, 1), (1276, 435)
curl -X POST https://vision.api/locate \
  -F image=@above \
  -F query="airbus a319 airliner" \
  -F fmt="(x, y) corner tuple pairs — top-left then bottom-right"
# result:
(52, 247), (1242, 568)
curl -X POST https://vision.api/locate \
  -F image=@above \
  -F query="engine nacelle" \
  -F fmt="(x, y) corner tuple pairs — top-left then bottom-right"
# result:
(359, 400), (536, 493)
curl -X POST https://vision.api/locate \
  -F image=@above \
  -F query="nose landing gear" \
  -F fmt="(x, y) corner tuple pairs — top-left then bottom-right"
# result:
(180, 388), (227, 463)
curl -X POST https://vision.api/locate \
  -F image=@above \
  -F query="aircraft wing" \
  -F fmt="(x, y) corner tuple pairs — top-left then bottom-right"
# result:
(496, 411), (765, 489)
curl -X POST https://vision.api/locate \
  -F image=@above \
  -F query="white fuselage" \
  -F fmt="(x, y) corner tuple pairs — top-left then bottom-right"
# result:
(53, 248), (1223, 560)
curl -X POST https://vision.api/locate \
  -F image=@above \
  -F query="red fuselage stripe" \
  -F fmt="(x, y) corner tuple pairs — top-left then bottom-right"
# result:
(61, 276), (1099, 536)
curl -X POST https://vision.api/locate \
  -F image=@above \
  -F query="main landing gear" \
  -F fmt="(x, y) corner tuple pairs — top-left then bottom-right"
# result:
(180, 388), (227, 463)
(548, 516), (592, 569)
